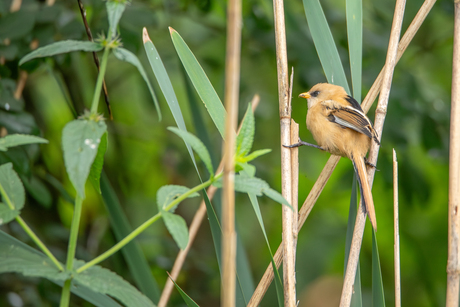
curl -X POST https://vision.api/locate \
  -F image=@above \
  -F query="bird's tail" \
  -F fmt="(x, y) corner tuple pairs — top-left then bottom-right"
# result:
(352, 156), (377, 231)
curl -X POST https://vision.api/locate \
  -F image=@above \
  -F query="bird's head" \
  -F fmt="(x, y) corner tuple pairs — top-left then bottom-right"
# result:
(299, 83), (348, 109)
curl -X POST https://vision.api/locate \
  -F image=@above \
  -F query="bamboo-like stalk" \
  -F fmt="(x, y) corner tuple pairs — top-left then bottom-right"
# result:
(340, 0), (406, 305)
(393, 149), (401, 307)
(248, 1), (436, 303)
(446, 1), (460, 305)
(158, 97), (260, 307)
(221, 0), (241, 304)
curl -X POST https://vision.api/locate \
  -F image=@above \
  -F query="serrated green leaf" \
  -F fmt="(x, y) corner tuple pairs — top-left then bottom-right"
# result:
(236, 104), (254, 156)
(89, 133), (108, 194)
(74, 260), (155, 307)
(106, 0), (127, 38)
(242, 149), (272, 163)
(161, 211), (189, 250)
(0, 163), (25, 211)
(157, 185), (199, 212)
(170, 28), (227, 139)
(239, 162), (256, 177)
(168, 127), (214, 177)
(372, 230), (386, 307)
(113, 47), (161, 120)
(0, 134), (48, 151)
(262, 188), (292, 208)
(0, 231), (122, 306)
(19, 41), (103, 66)
(170, 275), (200, 307)
(346, 0), (362, 101)
(62, 119), (107, 198)
(0, 203), (19, 224)
(302, 0), (350, 93)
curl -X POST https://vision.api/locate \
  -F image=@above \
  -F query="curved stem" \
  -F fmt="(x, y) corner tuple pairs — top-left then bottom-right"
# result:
(90, 46), (110, 114)
(76, 174), (221, 273)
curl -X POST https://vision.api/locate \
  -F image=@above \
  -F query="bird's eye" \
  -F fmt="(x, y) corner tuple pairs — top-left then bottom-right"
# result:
(311, 91), (320, 97)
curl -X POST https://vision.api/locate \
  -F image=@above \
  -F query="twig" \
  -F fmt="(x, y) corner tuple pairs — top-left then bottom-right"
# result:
(221, 0), (242, 304)
(393, 149), (401, 307)
(340, 0), (406, 304)
(157, 97), (260, 307)
(248, 1), (435, 303)
(76, 0), (112, 119)
(446, 1), (460, 305)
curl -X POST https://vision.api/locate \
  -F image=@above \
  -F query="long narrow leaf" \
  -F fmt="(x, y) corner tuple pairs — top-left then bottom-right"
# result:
(100, 173), (161, 303)
(346, 0), (363, 101)
(106, 0), (127, 37)
(113, 47), (162, 120)
(302, 0), (350, 93)
(169, 27), (227, 138)
(372, 230), (386, 307)
(169, 274), (201, 307)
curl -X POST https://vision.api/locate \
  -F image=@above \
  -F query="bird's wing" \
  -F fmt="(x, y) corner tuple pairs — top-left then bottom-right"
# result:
(321, 99), (375, 140)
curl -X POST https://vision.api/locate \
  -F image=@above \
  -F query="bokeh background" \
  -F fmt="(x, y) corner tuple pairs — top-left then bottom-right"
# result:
(0, 0), (453, 306)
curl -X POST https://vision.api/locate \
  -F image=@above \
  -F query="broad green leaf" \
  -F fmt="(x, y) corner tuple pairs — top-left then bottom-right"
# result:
(0, 230), (122, 306)
(0, 163), (25, 211)
(214, 175), (291, 208)
(143, 29), (197, 170)
(247, 194), (284, 306)
(157, 185), (199, 212)
(372, 230), (386, 307)
(100, 174), (161, 302)
(161, 211), (189, 250)
(74, 260), (155, 307)
(113, 47), (161, 120)
(170, 28), (227, 138)
(236, 104), (254, 156)
(168, 127), (214, 177)
(89, 133), (108, 194)
(0, 203), (19, 224)
(0, 134), (48, 151)
(169, 275), (200, 307)
(345, 176), (362, 307)
(0, 10), (36, 40)
(241, 149), (272, 163)
(238, 162), (256, 177)
(346, 0), (363, 101)
(62, 119), (107, 198)
(302, 0), (350, 93)
(19, 41), (103, 66)
(106, 0), (127, 37)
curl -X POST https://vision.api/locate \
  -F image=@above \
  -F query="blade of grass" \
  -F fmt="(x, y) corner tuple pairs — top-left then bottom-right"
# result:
(372, 230), (386, 307)
(302, 0), (350, 93)
(346, 0), (362, 101)
(100, 173), (161, 303)
(393, 149), (401, 307)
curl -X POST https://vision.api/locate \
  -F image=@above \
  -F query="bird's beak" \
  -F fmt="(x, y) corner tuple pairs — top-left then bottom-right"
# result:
(299, 92), (311, 99)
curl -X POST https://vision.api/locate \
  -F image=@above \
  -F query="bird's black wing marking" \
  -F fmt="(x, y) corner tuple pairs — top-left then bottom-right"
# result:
(345, 95), (365, 113)
(328, 108), (373, 139)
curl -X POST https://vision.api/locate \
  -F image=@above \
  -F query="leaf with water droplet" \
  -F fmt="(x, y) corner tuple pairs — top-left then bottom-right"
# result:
(62, 119), (107, 199)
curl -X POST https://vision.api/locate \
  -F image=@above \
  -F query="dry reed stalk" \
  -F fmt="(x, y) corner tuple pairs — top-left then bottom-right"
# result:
(393, 149), (401, 307)
(446, 1), (460, 305)
(248, 1), (436, 303)
(221, 0), (242, 304)
(340, 0), (406, 304)
(158, 97), (260, 307)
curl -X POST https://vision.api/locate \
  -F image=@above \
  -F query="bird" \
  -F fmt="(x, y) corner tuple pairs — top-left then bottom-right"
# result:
(288, 83), (380, 230)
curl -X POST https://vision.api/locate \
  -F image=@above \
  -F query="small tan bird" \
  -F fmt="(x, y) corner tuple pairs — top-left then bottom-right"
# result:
(288, 83), (380, 230)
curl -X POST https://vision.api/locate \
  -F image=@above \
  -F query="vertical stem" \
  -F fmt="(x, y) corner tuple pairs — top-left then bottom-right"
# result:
(90, 46), (110, 115)
(340, 0), (406, 305)
(60, 195), (83, 306)
(393, 149), (401, 307)
(221, 0), (241, 305)
(447, 2), (460, 305)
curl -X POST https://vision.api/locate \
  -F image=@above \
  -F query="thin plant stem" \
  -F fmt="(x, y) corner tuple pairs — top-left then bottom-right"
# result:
(158, 96), (260, 307)
(393, 149), (401, 307)
(60, 195), (83, 306)
(446, 1), (460, 305)
(221, 0), (241, 304)
(340, 0), (406, 304)
(248, 0), (436, 302)
(76, 173), (221, 274)
(90, 46), (110, 115)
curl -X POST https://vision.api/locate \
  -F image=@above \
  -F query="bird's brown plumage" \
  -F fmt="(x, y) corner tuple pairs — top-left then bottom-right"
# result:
(299, 83), (379, 230)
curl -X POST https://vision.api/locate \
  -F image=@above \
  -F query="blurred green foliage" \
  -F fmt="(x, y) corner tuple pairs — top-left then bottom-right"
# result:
(0, 0), (452, 306)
